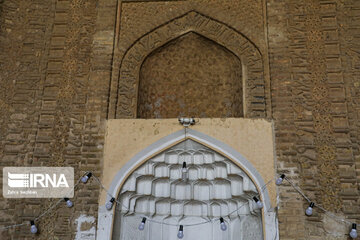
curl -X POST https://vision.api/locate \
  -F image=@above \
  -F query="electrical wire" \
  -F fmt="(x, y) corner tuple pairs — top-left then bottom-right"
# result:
(284, 176), (311, 202)
(284, 176), (353, 226)
(110, 178), (273, 227)
(0, 176), (82, 231)
(0, 171), (357, 234)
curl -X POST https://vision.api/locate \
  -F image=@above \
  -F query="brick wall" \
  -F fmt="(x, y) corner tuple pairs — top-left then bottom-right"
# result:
(0, 0), (359, 239)
(268, 0), (360, 239)
(0, 0), (107, 239)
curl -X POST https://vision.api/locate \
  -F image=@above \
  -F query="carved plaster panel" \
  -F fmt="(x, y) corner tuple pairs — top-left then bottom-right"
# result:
(112, 139), (263, 240)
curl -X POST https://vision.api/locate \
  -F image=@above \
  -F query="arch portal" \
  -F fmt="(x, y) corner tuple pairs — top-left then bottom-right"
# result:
(112, 139), (262, 240)
(112, 11), (266, 119)
(96, 128), (277, 240)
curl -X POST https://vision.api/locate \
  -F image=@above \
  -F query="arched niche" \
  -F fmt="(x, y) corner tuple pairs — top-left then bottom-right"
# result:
(138, 32), (243, 118)
(112, 11), (266, 119)
(96, 129), (278, 240)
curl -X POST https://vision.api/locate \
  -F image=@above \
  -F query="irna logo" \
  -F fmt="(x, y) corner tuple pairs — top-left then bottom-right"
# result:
(3, 167), (74, 198)
(8, 172), (69, 188)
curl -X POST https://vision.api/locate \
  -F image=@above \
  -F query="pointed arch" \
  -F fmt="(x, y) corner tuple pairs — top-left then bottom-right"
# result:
(96, 129), (277, 239)
(112, 11), (267, 119)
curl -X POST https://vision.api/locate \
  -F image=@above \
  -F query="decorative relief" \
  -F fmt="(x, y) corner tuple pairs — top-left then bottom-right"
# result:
(138, 32), (243, 118)
(39, 0), (97, 238)
(113, 139), (263, 240)
(0, 0), (56, 238)
(0, 0), (22, 158)
(336, 0), (360, 210)
(113, 11), (266, 119)
(119, 0), (266, 55)
(50, 0), (83, 168)
(304, 0), (341, 211)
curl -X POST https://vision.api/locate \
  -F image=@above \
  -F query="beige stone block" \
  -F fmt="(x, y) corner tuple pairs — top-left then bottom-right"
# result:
(100, 118), (276, 207)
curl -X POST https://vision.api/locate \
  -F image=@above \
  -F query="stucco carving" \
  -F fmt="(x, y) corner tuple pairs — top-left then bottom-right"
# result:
(112, 139), (263, 240)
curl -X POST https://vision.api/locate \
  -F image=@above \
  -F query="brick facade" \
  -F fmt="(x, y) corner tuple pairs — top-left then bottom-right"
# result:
(0, 0), (359, 239)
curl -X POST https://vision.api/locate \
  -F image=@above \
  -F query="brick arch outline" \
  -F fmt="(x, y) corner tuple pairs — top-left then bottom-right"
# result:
(112, 11), (267, 119)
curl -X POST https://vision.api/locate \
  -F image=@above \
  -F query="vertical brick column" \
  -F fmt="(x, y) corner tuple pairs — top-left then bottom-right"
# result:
(0, 0), (56, 239)
(0, 0), (101, 239)
(337, 0), (360, 222)
(268, 0), (358, 239)
(267, 1), (307, 239)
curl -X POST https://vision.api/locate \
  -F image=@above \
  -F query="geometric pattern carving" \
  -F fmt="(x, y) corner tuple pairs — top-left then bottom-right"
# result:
(138, 32), (243, 118)
(112, 139), (263, 240)
(111, 11), (266, 119)
(303, 0), (342, 211)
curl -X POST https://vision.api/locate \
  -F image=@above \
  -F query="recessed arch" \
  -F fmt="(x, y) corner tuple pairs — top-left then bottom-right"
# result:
(96, 129), (277, 240)
(138, 31), (243, 118)
(111, 11), (267, 119)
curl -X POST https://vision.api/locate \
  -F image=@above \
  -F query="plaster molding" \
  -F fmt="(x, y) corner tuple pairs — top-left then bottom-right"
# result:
(96, 129), (278, 240)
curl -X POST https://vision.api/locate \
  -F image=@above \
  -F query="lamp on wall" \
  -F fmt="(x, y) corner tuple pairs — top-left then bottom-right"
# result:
(81, 172), (92, 183)
(181, 162), (188, 180)
(253, 197), (263, 209)
(106, 198), (115, 210)
(350, 223), (357, 239)
(276, 174), (285, 185)
(30, 221), (37, 234)
(177, 225), (184, 239)
(64, 198), (73, 208)
(305, 202), (315, 216)
(138, 218), (146, 231)
(178, 117), (195, 127)
(220, 217), (227, 231)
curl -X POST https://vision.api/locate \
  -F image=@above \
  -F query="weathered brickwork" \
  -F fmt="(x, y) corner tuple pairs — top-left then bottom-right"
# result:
(107, 0), (271, 119)
(0, 0), (359, 239)
(268, 0), (359, 239)
(0, 1), (56, 239)
(138, 32), (243, 118)
(35, 0), (99, 239)
(111, 10), (268, 119)
(336, 0), (360, 220)
(0, 0), (103, 239)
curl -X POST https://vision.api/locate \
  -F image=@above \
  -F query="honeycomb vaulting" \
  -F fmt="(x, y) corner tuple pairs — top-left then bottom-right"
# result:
(112, 139), (263, 240)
